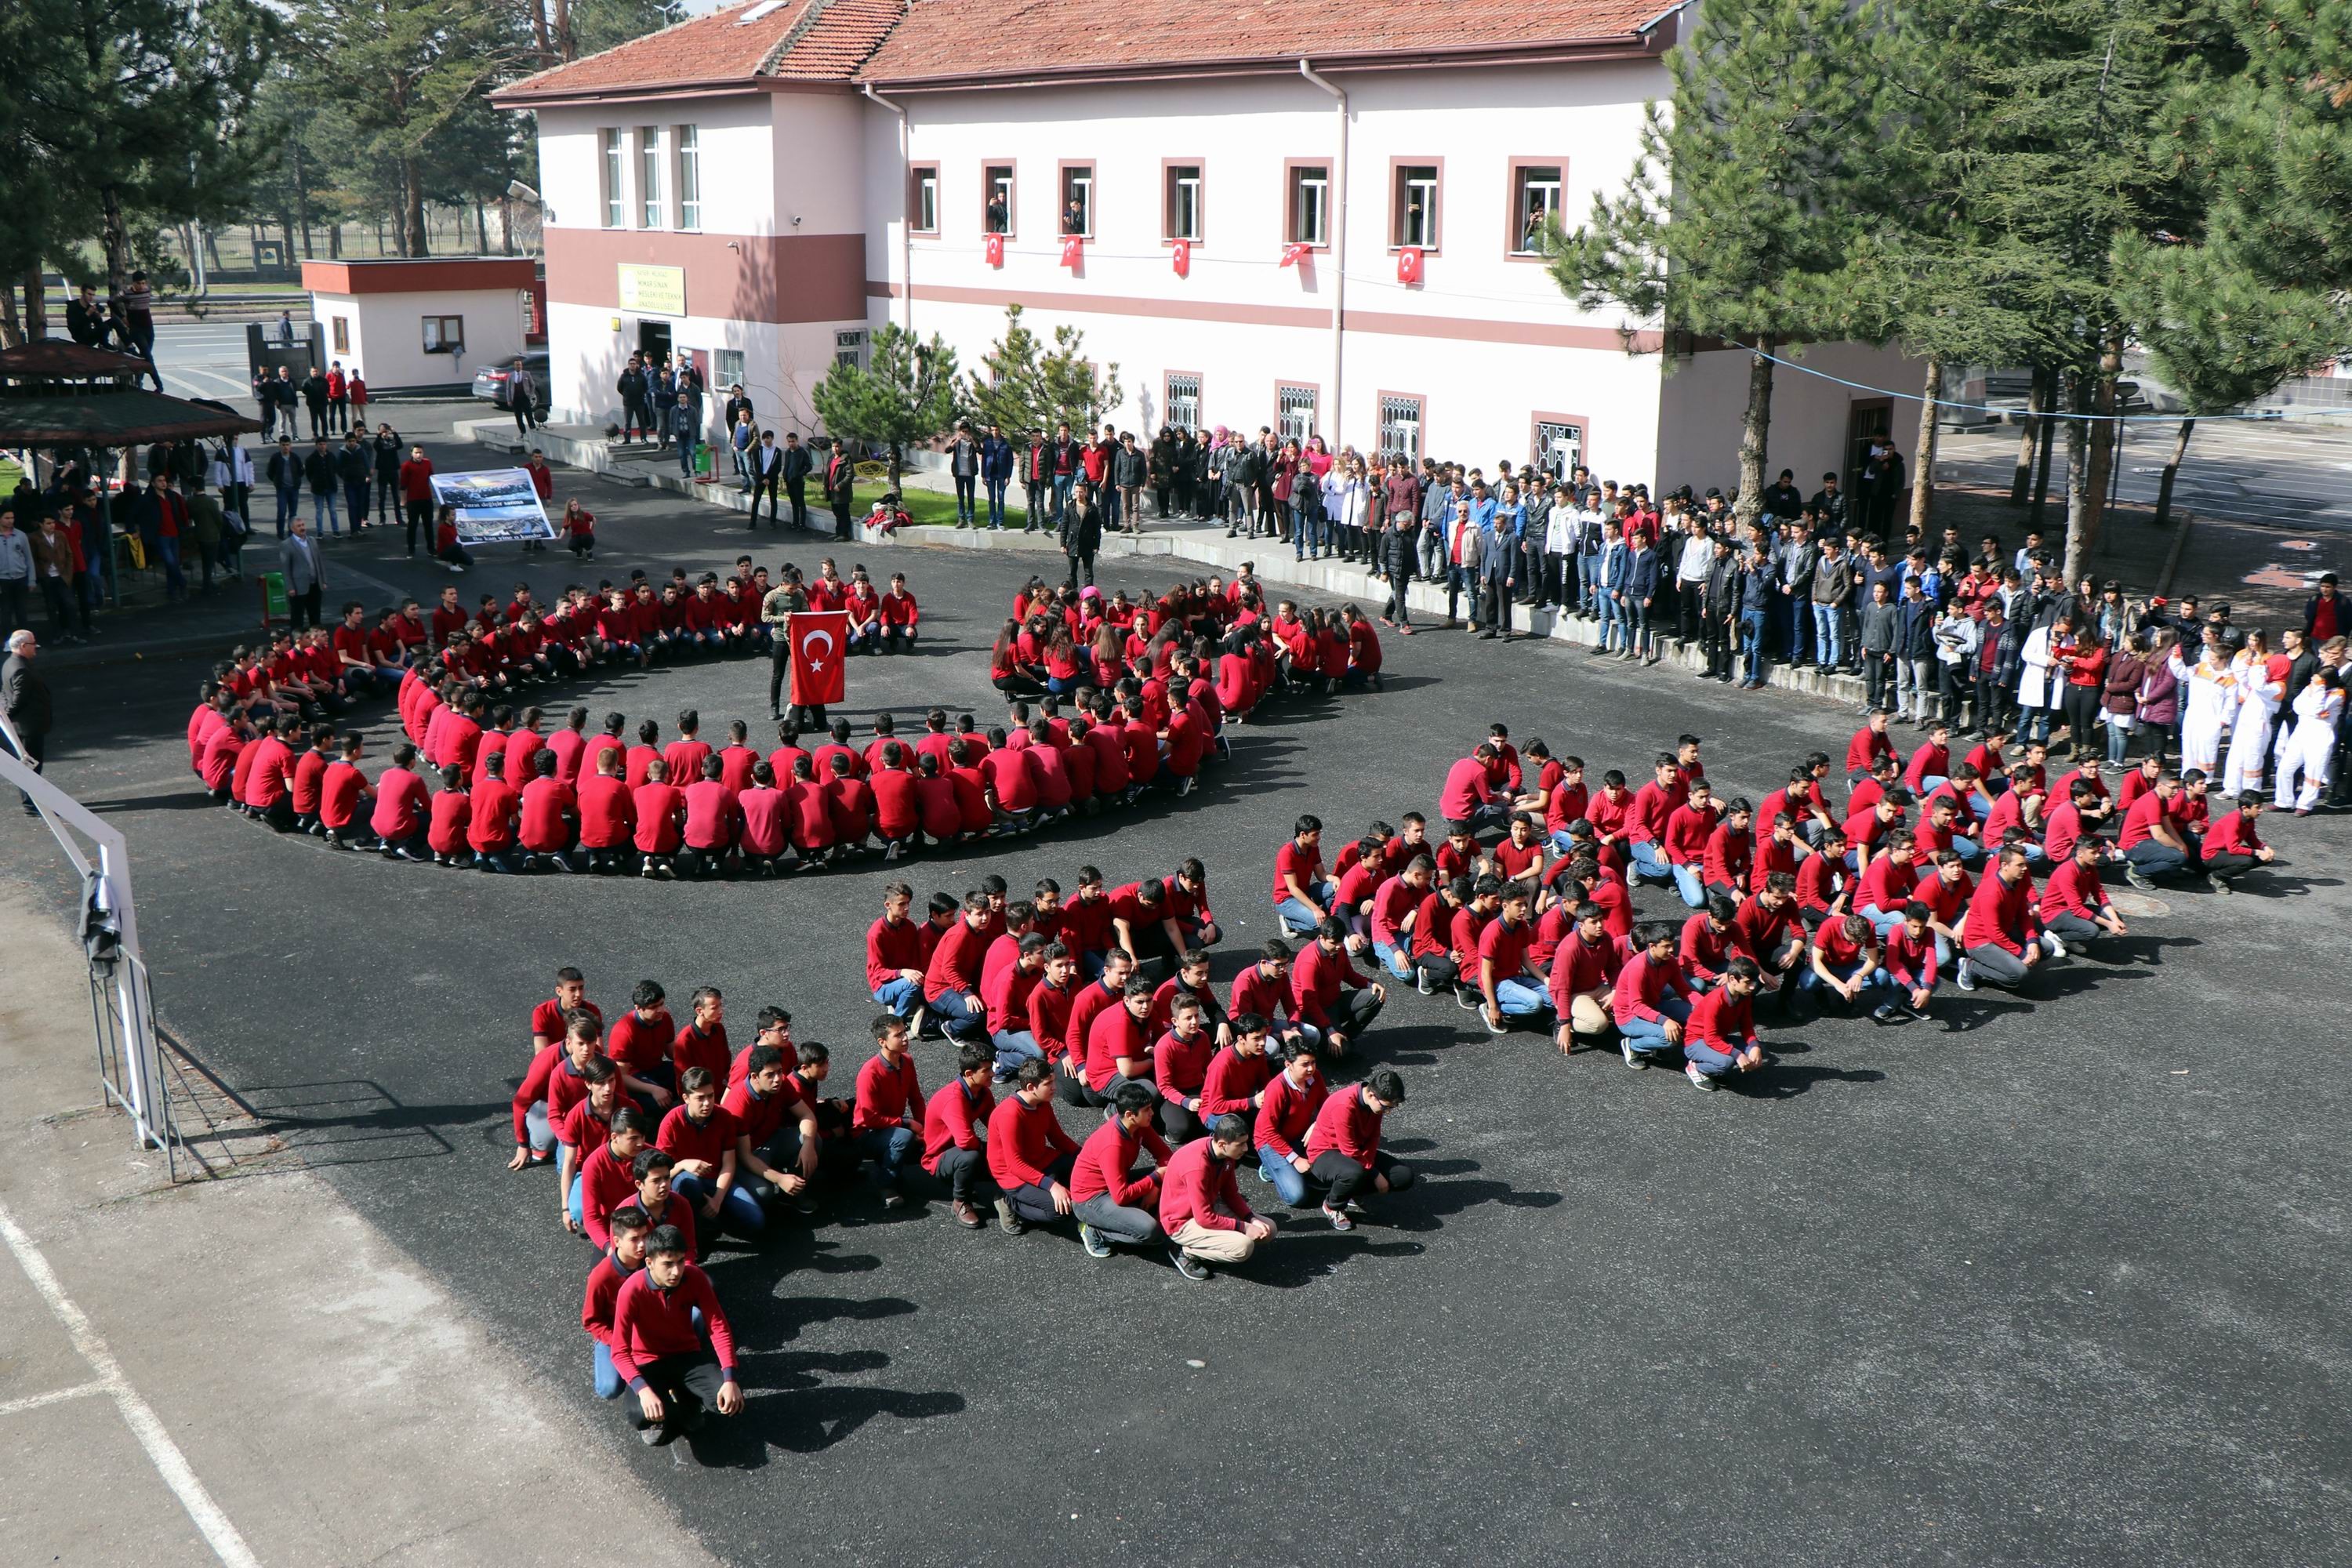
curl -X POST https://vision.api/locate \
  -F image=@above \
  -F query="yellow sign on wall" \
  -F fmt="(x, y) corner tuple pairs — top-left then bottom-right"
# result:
(616, 263), (685, 317)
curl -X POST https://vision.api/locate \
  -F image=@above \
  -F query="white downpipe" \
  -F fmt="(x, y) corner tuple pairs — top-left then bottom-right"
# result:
(862, 83), (912, 332)
(1298, 60), (1347, 445)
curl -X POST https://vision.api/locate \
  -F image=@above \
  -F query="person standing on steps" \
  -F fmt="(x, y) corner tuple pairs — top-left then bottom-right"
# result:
(781, 432), (813, 530)
(824, 439), (857, 542)
(2, 629), (49, 816)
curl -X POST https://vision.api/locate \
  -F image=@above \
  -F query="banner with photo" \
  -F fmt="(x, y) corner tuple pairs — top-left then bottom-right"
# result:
(429, 468), (557, 544)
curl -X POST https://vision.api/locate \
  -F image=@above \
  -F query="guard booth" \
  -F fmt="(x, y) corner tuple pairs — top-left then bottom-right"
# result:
(245, 320), (325, 392)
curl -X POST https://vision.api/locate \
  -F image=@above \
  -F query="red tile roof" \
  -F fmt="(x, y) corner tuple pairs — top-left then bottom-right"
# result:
(498, 0), (1664, 102)
(857, 0), (1670, 85)
(496, 0), (905, 102)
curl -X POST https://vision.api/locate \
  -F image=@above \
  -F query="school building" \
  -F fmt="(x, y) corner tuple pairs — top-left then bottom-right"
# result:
(493, 0), (1922, 492)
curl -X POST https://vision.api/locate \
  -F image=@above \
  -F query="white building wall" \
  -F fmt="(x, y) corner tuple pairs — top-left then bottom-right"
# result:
(536, 97), (777, 237)
(1654, 340), (1926, 500)
(859, 63), (1671, 467)
(311, 287), (529, 392)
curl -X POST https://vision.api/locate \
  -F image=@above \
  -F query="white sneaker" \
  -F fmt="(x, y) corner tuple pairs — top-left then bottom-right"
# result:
(1621, 1040), (1649, 1069)
(1955, 956), (1976, 992)
(2044, 934), (2067, 960)
(1685, 1062), (1719, 1091)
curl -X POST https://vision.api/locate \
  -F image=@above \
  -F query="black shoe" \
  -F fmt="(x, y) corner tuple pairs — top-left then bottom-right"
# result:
(1170, 1246), (1213, 1283)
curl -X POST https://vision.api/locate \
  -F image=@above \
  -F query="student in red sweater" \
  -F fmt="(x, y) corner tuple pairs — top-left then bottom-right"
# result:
(631, 757), (686, 878)
(1160, 1114), (1276, 1281)
(659, 1067), (762, 1237)
(572, 1105), (655, 1247)
(1152, 993), (1219, 1145)
(510, 1013), (604, 1169)
(1292, 917), (1387, 1054)
(1305, 1069), (1414, 1231)
(2038, 835), (2129, 952)
(1957, 845), (2060, 993)
(611, 1229), (742, 1446)
(1681, 956), (1766, 1091)
(923, 891), (994, 1044)
(2201, 793), (2275, 890)
(851, 1014), (922, 1207)
(921, 1041), (1004, 1229)
(1070, 1080), (1172, 1258)
(585, 1207), (652, 1399)
(988, 1058), (1081, 1232)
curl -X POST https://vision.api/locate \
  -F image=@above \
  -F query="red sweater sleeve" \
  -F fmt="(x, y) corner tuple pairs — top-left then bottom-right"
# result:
(511, 1045), (559, 1143)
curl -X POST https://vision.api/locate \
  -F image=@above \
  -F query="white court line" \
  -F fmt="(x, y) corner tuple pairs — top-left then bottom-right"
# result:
(0, 1379), (107, 1417)
(0, 1201), (260, 1568)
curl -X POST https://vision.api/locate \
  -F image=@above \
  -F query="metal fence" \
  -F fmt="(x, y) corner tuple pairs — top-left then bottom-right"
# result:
(0, 713), (187, 1179)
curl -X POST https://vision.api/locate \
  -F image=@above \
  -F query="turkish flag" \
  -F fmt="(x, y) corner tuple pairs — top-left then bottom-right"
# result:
(1171, 238), (1190, 278)
(1060, 234), (1083, 270)
(1397, 246), (1425, 285)
(983, 233), (1004, 267)
(789, 611), (848, 706)
(1279, 242), (1306, 269)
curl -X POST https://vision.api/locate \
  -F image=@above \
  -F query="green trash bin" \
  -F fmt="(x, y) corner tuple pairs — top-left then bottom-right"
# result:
(260, 570), (289, 626)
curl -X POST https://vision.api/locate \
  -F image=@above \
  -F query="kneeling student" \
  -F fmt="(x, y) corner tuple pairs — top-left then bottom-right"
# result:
(610, 1225), (743, 1446)
(1681, 956), (1767, 1091)
(1304, 1068), (1413, 1232)
(583, 1206), (652, 1399)
(922, 1042), (1007, 1230)
(1874, 902), (1941, 1024)
(1069, 1080), (1173, 1258)
(1158, 1113), (1276, 1282)
(985, 1058), (1081, 1233)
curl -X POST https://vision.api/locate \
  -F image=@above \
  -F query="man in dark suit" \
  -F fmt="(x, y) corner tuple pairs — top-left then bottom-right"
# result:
(2, 627), (49, 815)
(824, 440), (858, 541)
(750, 430), (785, 529)
(781, 432), (814, 529)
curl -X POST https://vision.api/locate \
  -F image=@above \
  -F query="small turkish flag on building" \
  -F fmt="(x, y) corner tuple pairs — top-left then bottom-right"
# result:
(983, 233), (1004, 267)
(1171, 238), (1191, 278)
(1397, 246), (1425, 285)
(1060, 234), (1083, 270)
(1279, 241), (1307, 269)
(788, 611), (848, 706)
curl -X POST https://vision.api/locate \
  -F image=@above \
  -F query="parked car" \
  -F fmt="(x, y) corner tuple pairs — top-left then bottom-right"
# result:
(472, 350), (550, 410)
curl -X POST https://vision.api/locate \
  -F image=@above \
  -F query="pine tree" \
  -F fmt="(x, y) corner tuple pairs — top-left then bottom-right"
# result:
(1547, 0), (1904, 524)
(966, 305), (1047, 436)
(1036, 323), (1123, 439)
(2123, 0), (2352, 524)
(811, 324), (960, 493)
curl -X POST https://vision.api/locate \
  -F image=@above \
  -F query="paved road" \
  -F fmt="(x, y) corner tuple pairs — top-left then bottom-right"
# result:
(147, 319), (267, 407)
(2, 436), (2347, 1566)
(1940, 418), (2352, 535)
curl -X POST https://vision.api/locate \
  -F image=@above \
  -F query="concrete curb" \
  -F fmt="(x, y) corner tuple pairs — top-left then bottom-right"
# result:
(460, 419), (1882, 708)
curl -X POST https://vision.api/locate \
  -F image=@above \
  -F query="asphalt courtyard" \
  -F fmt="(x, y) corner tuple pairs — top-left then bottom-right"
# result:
(5, 461), (2349, 1566)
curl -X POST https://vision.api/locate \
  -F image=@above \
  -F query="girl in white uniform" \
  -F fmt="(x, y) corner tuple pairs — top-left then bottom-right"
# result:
(2222, 632), (2284, 797)
(2172, 644), (2236, 775)
(2275, 666), (2345, 812)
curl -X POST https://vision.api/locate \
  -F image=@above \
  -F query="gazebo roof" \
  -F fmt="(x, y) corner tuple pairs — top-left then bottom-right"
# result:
(0, 390), (264, 448)
(0, 338), (155, 382)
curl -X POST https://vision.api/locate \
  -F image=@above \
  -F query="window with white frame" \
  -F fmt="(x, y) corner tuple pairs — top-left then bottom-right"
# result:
(1379, 394), (1425, 463)
(602, 129), (623, 227)
(984, 164), (1014, 234)
(1164, 164), (1201, 242)
(1165, 372), (1201, 432)
(1059, 164), (1093, 236)
(1511, 165), (1562, 254)
(1394, 163), (1439, 248)
(835, 328), (866, 372)
(1288, 164), (1328, 246)
(675, 125), (701, 229)
(713, 348), (744, 388)
(909, 165), (939, 234)
(638, 127), (662, 228)
(1277, 384), (1317, 445)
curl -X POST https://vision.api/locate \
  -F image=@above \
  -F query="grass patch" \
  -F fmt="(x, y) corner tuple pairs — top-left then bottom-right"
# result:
(854, 480), (1029, 530)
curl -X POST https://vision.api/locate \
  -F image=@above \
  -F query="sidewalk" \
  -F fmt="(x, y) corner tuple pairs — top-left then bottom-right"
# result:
(0, 880), (719, 1568)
